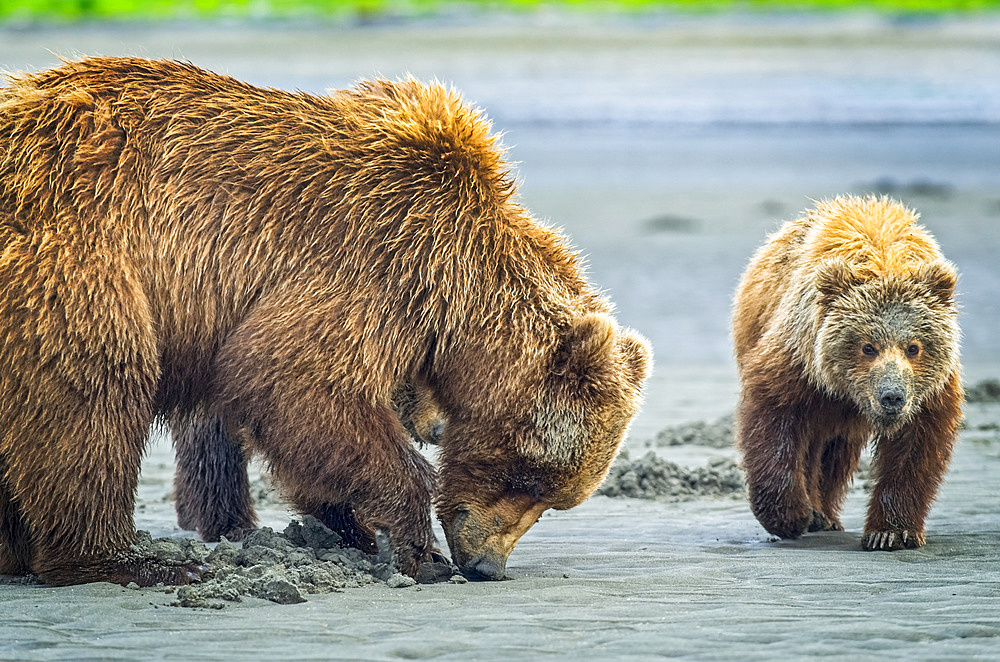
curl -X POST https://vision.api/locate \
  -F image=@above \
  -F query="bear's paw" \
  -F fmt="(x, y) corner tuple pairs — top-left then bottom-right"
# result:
(861, 529), (925, 551)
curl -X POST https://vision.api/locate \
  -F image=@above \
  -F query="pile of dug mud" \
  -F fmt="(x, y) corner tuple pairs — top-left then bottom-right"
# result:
(130, 516), (461, 609)
(650, 414), (736, 448)
(598, 448), (744, 501)
(597, 414), (744, 501)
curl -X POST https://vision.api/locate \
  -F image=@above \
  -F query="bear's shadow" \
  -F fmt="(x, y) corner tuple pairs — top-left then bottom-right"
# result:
(767, 531), (863, 552)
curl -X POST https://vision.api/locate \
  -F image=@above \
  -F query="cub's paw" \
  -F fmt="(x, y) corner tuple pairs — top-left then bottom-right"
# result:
(861, 529), (925, 551)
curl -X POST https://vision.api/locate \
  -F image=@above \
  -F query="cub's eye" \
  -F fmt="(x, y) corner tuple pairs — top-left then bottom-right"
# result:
(862, 344), (878, 357)
(906, 343), (921, 357)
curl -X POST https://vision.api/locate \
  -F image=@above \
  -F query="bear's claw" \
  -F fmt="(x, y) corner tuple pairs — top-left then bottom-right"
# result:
(861, 529), (924, 551)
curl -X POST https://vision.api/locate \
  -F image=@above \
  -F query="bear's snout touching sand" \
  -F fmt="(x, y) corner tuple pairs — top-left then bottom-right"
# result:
(733, 196), (962, 550)
(0, 57), (650, 586)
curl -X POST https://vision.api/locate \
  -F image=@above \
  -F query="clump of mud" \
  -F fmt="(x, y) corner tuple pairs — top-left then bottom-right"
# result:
(129, 516), (460, 609)
(966, 379), (1000, 404)
(598, 449), (744, 501)
(651, 415), (736, 449)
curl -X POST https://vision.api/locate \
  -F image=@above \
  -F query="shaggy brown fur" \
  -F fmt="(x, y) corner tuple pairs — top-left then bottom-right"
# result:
(0, 57), (650, 585)
(172, 380), (443, 548)
(733, 195), (962, 550)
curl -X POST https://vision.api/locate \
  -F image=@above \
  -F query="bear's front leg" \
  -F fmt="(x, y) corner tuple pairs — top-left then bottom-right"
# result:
(240, 393), (438, 577)
(863, 374), (961, 551)
(737, 391), (813, 539)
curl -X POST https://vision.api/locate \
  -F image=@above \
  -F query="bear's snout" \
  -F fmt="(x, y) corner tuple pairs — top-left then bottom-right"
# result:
(874, 365), (910, 420)
(462, 552), (508, 581)
(878, 383), (907, 414)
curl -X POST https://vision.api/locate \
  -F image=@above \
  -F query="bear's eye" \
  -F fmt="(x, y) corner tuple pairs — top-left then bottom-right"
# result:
(906, 343), (921, 357)
(862, 344), (878, 357)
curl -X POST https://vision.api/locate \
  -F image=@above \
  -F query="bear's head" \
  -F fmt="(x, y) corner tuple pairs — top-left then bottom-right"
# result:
(812, 258), (960, 431)
(435, 313), (651, 580)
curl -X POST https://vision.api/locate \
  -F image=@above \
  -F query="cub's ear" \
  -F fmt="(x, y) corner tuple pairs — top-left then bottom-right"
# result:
(814, 258), (862, 308)
(916, 260), (958, 306)
(616, 330), (652, 387)
(552, 313), (616, 381)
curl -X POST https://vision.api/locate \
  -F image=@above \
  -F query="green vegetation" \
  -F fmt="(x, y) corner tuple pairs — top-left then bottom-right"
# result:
(1, 0), (998, 22)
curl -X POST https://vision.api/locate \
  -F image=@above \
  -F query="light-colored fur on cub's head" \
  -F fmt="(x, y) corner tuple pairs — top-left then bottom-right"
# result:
(806, 197), (960, 430)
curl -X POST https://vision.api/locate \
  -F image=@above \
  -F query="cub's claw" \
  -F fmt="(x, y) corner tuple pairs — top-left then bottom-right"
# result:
(861, 529), (924, 551)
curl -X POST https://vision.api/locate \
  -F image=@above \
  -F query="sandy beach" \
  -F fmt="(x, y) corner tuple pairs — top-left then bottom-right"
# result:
(2, 14), (1000, 660)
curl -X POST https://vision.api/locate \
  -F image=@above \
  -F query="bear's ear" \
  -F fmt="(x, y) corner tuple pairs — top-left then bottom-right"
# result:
(552, 313), (616, 382)
(916, 260), (957, 306)
(616, 330), (652, 387)
(814, 258), (861, 308)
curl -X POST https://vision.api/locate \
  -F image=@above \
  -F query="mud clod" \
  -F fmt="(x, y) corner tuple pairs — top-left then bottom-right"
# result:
(387, 573), (417, 589)
(152, 516), (386, 608)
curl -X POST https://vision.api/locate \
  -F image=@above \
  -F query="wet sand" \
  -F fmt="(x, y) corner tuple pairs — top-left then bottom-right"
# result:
(3, 15), (1000, 660)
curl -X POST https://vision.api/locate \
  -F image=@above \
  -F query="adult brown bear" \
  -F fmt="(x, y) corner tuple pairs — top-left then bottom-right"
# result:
(0, 57), (651, 585)
(733, 196), (962, 550)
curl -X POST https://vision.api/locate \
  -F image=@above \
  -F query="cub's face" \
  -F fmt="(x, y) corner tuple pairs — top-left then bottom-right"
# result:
(815, 260), (959, 430)
(436, 315), (651, 580)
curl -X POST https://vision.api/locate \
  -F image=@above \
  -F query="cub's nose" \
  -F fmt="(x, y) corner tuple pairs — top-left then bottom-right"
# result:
(878, 386), (906, 414)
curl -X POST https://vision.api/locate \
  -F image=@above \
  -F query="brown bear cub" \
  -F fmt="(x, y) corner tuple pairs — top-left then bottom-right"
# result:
(733, 195), (962, 550)
(0, 57), (651, 586)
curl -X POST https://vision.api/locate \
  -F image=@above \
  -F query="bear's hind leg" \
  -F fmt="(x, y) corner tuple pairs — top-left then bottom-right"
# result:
(0, 244), (205, 586)
(172, 412), (257, 542)
(816, 431), (867, 532)
(9, 396), (206, 586)
(802, 433), (833, 532)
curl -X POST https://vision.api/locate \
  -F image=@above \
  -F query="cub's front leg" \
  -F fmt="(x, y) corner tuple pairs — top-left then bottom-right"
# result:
(863, 375), (961, 551)
(737, 388), (813, 540)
